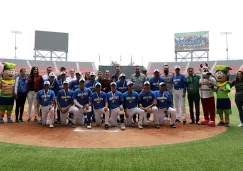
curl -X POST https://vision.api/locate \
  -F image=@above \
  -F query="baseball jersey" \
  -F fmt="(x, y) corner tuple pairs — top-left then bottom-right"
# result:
(107, 90), (124, 109)
(58, 80), (66, 90)
(56, 89), (74, 108)
(149, 76), (165, 91)
(90, 91), (107, 109)
(173, 74), (186, 93)
(47, 79), (60, 96)
(123, 90), (140, 109)
(69, 79), (80, 91)
(161, 73), (174, 93)
(116, 80), (128, 93)
(130, 73), (146, 92)
(155, 90), (172, 109)
(36, 89), (55, 106)
(139, 90), (155, 107)
(199, 76), (216, 98)
(72, 88), (92, 106)
(85, 80), (99, 93)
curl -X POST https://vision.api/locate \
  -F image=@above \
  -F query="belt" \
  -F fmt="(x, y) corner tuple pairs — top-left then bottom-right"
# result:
(41, 105), (49, 107)
(158, 107), (166, 109)
(174, 88), (182, 90)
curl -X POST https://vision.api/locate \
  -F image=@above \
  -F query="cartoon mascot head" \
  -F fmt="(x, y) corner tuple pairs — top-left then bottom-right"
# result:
(215, 65), (232, 83)
(199, 63), (211, 78)
(2, 62), (16, 80)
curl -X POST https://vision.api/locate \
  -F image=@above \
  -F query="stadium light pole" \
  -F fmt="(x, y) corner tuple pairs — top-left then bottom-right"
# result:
(221, 32), (232, 60)
(11, 30), (22, 59)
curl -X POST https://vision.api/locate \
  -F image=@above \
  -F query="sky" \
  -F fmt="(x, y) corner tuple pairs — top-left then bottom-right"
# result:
(0, 0), (242, 69)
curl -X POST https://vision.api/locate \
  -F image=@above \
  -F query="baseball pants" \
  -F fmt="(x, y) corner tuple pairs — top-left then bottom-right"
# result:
(126, 107), (144, 127)
(40, 105), (54, 125)
(110, 107), (124, 126)
(27, 91), (38, 119)
(93, 107), (109, 126)
(60, 106), (79, 125)
(142, 106), (158, 125)
(77, 106), (92, 125)
(154, 107), (176, 125)
(174, 89), (186, 121)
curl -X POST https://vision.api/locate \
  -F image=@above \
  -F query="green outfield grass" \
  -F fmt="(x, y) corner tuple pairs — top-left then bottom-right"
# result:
(1, 89), (242, 171)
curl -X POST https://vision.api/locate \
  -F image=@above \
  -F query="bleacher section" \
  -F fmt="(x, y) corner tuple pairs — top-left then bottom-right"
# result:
(148, 60), (243, 76)
(98, 65), (145, 79)
(0, 58), (96, 75)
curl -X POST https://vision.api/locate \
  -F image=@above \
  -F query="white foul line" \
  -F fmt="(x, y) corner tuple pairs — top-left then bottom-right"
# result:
(74, 127), (121, 133)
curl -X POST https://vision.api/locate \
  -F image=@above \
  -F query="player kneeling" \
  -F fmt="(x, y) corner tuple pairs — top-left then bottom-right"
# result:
(36, 81), (55, 128)
(107, 82), (125, 130)
(90, 83), (109, 129)
(56, 81), (79, 127)
(123, 81), (144, 129)
(154, 82), (176, 128)
(139, 81), (158, 126)
(73, 78), (92, 128)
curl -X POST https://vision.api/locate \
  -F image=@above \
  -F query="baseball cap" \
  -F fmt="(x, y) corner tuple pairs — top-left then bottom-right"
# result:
(60, 71), (67, 75)
(159, 82), (166, 86)
(110, 82), (117, 86)
(95, 82), (101, 87)
(127, 81), (134, 86)
(142, 68), (147, 72)
(144, 81), (150, 85)
(154, 69), (160, 73)
(175, 65), (180, 69)
(76, 71), (82, 75)
(44, 81), (50, 85)
(49, 72), (55, 77)
(90, 72), (95, 76)
(79, 78), (85, 82)
(119, 73), (126, 78)
(63, 80), (69, 84)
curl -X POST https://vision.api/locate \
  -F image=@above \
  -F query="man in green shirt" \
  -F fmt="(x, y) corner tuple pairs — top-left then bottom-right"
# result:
(186, 68), (201, 124)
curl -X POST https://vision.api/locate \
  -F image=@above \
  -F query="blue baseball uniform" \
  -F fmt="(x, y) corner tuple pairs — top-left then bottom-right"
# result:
(56, 89), (74, 108)
(36, 89), (55, 106)
(85, 80), (99, 93)
(116, 80), (128, 93)
(139, 90), (155, 107)
(107, 91), (124, 109)
(155, 90), (172, 109)
(47, 79), (60, 96)
(72, 88), (92, 106)
(90, 91), (107, 109)
(149, 77), (165, 91)
(58, 80), (66, 91)
(123, 91), (140, 109)
(69, 80), (80, 91)
(173, 74), (186, 93)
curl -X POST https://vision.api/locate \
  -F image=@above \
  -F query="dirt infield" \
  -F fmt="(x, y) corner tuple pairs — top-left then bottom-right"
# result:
(0, 117), (226, 148)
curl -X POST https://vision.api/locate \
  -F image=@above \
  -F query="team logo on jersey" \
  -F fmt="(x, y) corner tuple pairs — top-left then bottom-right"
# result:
(157, 96), (167, 103)
(61, 96), (71, 101)
(94, 98), (103, 104)
(126, 97), (135, 103)
(41, 95), (50, 101)
(109, 96), (119, 103)
(78, 92), (88, 99)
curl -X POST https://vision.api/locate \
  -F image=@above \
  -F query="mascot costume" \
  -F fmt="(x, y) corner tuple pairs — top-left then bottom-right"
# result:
(215, 65), (232, 127)
(199, 63), (217, 126)
(0, 62), (16, 123)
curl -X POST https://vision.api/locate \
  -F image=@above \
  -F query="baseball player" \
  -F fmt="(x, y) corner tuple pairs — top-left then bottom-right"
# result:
(154, 82), (176, 128)
(123, 81), (144, 129)
(36, 81), (55, 128)
(69, 72), (82, 91)
(56, 80), (79, 127)
(173, 65), (187, 124)
(73, 78), (92, 128)
(85, 72), (98, 93)
(149, 69), (165, 91)
(90, 82), (109, 129)
(139, 81), (158, 126)
(107, 82), (125, 130)
(116, 73), (128, 93)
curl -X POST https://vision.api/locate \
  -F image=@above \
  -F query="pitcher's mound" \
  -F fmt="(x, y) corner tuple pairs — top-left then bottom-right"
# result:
(0, 121), (226, 148)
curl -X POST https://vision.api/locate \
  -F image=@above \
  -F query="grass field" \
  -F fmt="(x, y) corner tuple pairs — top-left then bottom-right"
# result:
(0, 90), (243, 171)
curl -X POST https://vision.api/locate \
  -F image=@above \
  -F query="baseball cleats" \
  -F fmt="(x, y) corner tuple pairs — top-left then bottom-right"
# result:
(224, 122), (230, 127)
(0, 119), (4, 124)
(49, 124), (54, 128)
(155, 124), (160, 129)
(183, 121), (187, 125)
(19, 119), (24, 122)
(120, 123), (126, 130)
(34, 117), (38, 121)
(27, 118), (31, 122)
(238, 123), (243, 127)
(72, 124), (77, 128)
(175, 119), (181, 123)
(7, 118), (13, 123)
(138, 124), (143, 129)
(15, 119), (19, 123)
(105, 124), (109, 130)
(189, 121), (195, 124)
(87, 123), (92, 129)
(170, 124), (176, 128)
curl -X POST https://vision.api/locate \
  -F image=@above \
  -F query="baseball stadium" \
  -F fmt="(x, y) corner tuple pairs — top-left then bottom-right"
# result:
(1, 2), (243, 170)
